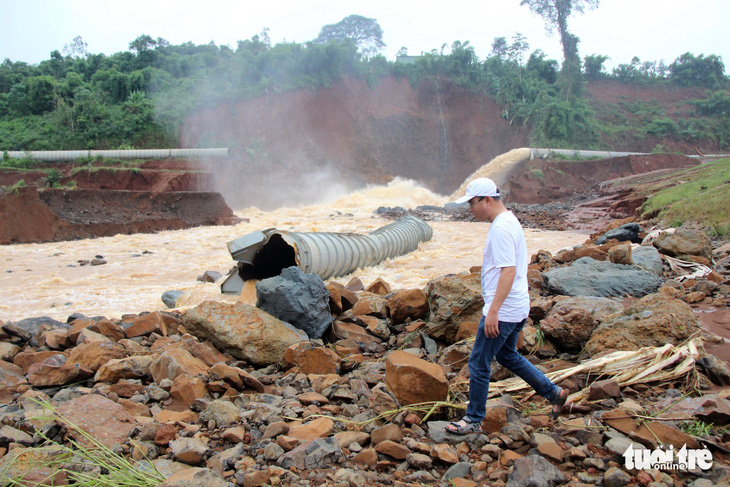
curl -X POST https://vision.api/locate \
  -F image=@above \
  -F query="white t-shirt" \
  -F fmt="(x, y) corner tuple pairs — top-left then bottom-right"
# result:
(480, 211), (530, 321)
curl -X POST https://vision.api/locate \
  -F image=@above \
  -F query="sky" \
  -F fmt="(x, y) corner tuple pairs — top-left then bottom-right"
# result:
(3, 0), (729, 72)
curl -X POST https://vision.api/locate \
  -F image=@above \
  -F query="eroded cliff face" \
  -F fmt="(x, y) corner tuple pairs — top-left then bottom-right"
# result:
(180, 76), (530, 207)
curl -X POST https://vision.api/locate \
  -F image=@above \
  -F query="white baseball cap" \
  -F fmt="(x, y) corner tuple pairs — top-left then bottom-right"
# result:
(453, 178), (500, 204)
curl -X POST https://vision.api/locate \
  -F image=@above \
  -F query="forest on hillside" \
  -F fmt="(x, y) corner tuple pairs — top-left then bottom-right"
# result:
(1, 6), (729, 155)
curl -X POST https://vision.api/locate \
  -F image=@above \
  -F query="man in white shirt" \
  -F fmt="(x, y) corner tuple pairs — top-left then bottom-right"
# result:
(446, 178), (568, 435)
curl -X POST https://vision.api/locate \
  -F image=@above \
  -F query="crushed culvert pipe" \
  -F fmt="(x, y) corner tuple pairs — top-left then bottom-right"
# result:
(221, 215), (433, 294)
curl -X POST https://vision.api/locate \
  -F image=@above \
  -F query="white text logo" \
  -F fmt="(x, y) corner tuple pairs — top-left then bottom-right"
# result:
(623, 444), (712, 471)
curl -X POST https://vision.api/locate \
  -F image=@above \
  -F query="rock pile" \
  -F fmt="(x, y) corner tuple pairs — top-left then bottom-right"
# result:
(1, 225), (730, 486)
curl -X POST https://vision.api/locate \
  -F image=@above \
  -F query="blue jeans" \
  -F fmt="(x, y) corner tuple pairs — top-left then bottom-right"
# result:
(464, 316), (560, 423)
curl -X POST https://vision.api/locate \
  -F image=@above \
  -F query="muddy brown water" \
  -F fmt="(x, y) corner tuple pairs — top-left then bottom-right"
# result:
(0, 178), (587, 322)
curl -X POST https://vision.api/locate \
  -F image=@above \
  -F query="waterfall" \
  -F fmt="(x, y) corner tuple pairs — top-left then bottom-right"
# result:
(434, 83), (450, 180)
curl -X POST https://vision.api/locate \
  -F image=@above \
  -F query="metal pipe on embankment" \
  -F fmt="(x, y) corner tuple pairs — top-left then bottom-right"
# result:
(3, 148), (229, 161)
(220, 216), (433, 294)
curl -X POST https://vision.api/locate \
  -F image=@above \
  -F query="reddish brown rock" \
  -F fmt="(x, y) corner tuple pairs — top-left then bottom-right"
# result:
(554, 245), (607, 263)
(351, 292), (388, 318)
(365, 278), (392, 295)
(424, 272), (483, 343)
(375, 440), (410, 460)
(109, 380), (146, 398)
(388, 289), (429, 324)
(87, 319), (126, 342)
(371, 424), (403, 445)
(297, 392), (330, 405)
(385, 351), (448, 406)
(608, 243), (633, 265)
(0, 360), (28, 398)
(334, 431), (370, 449)
(208, 362), (264, 392)
(155, 409), (199, 424)
(431, 443), (459, 464)
(333, 339), (361, 357)
(41, 328), (72, 349)
(282, 342), (341, 375)
(56, 394), (135, 448)
(27, 355), (94, 387)
(181, 301), (306, 366)
(13, 351), (69, 374)
(95, 354), (155, 383)
(352, 448), (378, 467)
(118, 398), (151, 417)
(125, 312), (175, 338)
(588, 379), (622, 400)
(287, 418), (334, 442)
(177, 337), (229, 367)
(150, 348), (208, 383)
(76, 327), (112, 345)
(330, 321), (382, 346)
(540, 297), (623, 352)
(585, 293), (701, 355)
(67, 341), (128, 371)
(170, 374), (208, 407)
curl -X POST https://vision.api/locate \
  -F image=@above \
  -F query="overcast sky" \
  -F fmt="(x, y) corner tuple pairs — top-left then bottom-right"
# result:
(3, 0), (728, 72)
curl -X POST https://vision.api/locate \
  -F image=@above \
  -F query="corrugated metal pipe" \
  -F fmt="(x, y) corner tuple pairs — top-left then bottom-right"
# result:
(220, 215), (433, 294)
(3, 148), (229, 161)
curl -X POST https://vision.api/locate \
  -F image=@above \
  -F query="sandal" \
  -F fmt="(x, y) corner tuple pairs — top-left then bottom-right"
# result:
(551, 388), (569, 420)
(445, 419), (481, 435)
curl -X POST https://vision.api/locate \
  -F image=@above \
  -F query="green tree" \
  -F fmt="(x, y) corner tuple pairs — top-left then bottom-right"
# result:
(26, 75), (59, 114)
(63, 36), (88, 59)
(583, 54), (609, 80)
(669, 53), (726, 89)
(520, 0), (599, 97)
(315, 14), (385, 56)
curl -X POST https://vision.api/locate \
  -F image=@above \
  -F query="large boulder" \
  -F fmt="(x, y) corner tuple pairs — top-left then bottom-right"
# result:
(540, 297), (624, 352)
(543, 257), (664, 297)
(256, 266), (332, 339)
(181, 301), (307, 366)
(596, 222), (642, 245)
(424, 272), (483, 344)
(385, 351), (448, 406)
(585, 293), (701, 355)
(56, 394), (136, 449)
(633, 245), (664, 275)
(653, 228), (713, 261)
(388, 289), (429, 324)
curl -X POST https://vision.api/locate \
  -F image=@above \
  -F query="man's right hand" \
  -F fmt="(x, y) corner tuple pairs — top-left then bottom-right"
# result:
(484, 311), (500, 338)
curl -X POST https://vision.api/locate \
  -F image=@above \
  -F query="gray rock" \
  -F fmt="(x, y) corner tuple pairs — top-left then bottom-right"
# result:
(2, 316), (69, 345)
(157, 467), (231, 487)
(696, 354), (730, 386)
(169, 437), (210, 466)
(256, 266), (332, 339)
(427, 421), (487, 444)
(277, 437), (343, 470)
(596, 223), (642, 245)
(441, 462), (473, 482)
(161, 290), (184, 308)
(632, 245), (664, 275)
(604, 437), (643, 456)
(543, 257), (664, 297)
(0, 425), (34, 446)
(402, 470), (437, 483)
(198, 271), (223, 283)
(199, 400), (240, 427)
(506, 454), (565, 487)
(603, 466), (632, 487)
(264, 442), (285, 461)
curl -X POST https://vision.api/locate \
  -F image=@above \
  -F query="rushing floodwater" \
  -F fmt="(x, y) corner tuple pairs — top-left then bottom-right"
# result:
(0, 178), (586, 322)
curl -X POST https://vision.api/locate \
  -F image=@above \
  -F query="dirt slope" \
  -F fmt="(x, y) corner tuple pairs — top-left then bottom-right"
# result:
(0, 187), (236, 244)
